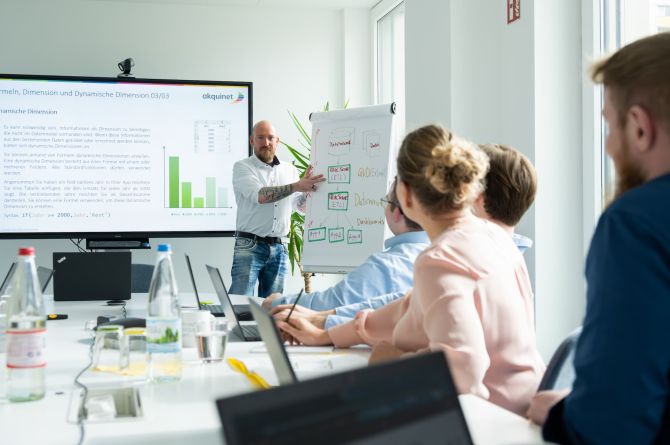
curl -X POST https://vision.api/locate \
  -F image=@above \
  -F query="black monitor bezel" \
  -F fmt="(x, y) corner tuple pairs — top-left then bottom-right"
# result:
(0, 73), (253, 240)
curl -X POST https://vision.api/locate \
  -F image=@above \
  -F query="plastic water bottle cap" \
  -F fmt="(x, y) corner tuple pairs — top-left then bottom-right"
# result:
(157, 244), (171, 252)
(18, 247), (36, 256)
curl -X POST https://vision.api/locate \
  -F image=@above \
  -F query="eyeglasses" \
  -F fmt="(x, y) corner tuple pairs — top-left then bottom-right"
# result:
(380, 196), (400, 208)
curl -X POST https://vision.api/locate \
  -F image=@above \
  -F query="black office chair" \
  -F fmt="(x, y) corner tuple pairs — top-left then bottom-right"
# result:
(538, 326), (582, 391)
(130, 264), (154, 293)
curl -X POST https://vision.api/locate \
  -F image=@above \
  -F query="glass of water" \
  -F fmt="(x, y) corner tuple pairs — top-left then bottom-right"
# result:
(195, 319), (230, 363)
(120, 327), (146, 375)
(92, 324), (124, 372)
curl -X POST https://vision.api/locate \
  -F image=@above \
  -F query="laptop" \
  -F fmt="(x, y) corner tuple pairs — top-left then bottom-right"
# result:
(205, 264), (260, 341)
(184, 254), (252, 321)
(37, 266), (54, 293)
(1, 263), (53, 295)
(53, 252), (131, 301)
(216, 351), (474, 445)
(0, 262), (17, 295)
(248, 299), (298, 385)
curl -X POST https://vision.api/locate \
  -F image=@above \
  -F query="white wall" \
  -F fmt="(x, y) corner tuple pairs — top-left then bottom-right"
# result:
(0, 0), (372, 295)
(405, 0), (586, 359)
(533, 0), (585, 359)
(343, 8), (373, 107)
(404, 0), (451, 132)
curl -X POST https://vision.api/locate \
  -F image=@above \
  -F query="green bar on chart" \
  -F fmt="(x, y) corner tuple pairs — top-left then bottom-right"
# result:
(181, 182), (192, 208)
(169, 156), (180, 208)
(217, 188), (228, 207)
(194, 197), (204, 208)
(206, 177), (216, 208)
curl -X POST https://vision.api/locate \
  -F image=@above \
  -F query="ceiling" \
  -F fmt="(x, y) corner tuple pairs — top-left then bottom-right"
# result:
(90, 0), (380, 8)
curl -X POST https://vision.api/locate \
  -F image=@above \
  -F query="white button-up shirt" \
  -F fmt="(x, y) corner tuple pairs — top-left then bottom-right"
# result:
(232, 155), (301, 237)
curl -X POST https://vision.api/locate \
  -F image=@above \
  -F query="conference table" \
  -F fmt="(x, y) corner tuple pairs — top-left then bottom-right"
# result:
(0, 294), (547, 445)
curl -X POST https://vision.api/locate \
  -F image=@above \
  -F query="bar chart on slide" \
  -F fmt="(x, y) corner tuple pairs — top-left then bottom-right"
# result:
(164, 149), (231, 209)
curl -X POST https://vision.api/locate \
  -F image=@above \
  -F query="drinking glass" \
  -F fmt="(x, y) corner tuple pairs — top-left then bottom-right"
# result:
(120, 327), (146, 375)
(195, 319), (230, 363)
(92, 324), (123, 372)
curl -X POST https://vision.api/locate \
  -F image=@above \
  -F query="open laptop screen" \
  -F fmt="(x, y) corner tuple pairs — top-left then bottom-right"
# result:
(248, 299), (297, 385)
(0, 262), (17, 295)
(1, 263), (52, 294)
(217, 351), (473, 445)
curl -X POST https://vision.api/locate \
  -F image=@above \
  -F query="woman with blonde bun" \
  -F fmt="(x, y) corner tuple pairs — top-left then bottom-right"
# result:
(279, 124), (544, 415)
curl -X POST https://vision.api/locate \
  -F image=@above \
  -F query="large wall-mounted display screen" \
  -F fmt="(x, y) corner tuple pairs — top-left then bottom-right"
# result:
(0, 74), (252, 238)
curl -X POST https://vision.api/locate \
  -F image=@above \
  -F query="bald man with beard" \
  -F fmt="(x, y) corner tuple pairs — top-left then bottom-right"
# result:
(230, 121), (324, 298)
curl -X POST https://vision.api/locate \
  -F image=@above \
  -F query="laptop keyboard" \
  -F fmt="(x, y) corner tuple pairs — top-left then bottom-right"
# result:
(204, 304), (225, 314)
(241, 325), (260, 339)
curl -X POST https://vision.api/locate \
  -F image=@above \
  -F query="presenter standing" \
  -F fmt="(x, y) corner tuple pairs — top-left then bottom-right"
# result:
(231, 120), (324, 298)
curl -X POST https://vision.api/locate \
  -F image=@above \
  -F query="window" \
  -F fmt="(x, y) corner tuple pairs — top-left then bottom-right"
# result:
(599, 0), (667, 204)
(374, 1), (405, 136)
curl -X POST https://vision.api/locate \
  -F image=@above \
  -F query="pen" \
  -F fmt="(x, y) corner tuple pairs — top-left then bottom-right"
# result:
(284, 289), (304, 323)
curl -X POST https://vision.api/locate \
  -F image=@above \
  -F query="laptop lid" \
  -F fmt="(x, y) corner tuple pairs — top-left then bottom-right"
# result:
(184, 254), (202, 307)
(248, 299), (297, 385)
(205, 264), (242, 327)
(0, 262), (17, 295)
(1, 263), (52, 295)
(53, 252), (131, 301)
(37, 266), (54, 293)
(217, 351), (474, 445)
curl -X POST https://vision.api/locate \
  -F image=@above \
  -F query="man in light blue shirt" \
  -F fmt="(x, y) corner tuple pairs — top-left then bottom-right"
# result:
(272, 143), (538, 330)
(262, 180), (428, 316)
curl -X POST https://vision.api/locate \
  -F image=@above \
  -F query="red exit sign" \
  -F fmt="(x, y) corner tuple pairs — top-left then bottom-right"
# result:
(507, 0), (520, 24)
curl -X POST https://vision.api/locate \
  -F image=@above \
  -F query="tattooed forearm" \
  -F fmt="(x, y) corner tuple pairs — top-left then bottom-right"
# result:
(258, 184), (293, 204)
(295, 193), (307, 213)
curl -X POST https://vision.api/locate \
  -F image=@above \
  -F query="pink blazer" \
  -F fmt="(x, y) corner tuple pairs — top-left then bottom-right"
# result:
(329, 213), (545, 415)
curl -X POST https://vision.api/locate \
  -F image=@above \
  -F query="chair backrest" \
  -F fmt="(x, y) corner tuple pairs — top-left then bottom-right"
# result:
(538, 326), (582, 391)
(131, 263), (154, 293)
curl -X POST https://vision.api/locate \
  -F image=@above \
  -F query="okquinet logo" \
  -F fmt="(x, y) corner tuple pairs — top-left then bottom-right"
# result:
(202, 91), (245, 103)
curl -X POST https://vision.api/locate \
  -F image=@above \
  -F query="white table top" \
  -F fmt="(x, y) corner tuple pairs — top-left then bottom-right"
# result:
(0, 294), (546, 445)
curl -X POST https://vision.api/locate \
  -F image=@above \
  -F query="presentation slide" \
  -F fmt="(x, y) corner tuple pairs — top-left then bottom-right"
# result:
(0, 76), (251, 236)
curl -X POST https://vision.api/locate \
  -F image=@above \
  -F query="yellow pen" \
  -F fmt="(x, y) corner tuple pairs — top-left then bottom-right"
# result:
(227, 357), (271, 390)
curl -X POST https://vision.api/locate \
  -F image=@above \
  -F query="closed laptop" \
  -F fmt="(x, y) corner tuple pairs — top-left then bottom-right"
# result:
(53, 252), (131, 301)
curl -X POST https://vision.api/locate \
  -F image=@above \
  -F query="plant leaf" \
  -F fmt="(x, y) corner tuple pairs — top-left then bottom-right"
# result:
(289, 111), (311, 146)
(282, 142), (309, 169)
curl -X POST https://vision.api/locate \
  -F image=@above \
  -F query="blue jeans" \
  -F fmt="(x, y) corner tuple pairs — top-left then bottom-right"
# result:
(229, 237), (288, 298)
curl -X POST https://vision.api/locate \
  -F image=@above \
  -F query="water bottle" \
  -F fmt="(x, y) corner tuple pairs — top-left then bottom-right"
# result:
(146, 244), (182, 382)
(5, 247), (46, 402)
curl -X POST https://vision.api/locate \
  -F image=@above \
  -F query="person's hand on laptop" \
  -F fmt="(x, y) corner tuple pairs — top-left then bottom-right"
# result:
(276, 317), (332, 346)
(272, 305), (335, 329)
(262, 292), (283, 310)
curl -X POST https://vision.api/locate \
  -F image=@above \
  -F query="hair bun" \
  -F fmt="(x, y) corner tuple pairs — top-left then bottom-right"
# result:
(426, 138), (488, 197)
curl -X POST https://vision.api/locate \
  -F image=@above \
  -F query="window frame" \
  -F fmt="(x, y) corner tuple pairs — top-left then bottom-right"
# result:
(582, 0), (604, 253)
(371, 0), (405, 106)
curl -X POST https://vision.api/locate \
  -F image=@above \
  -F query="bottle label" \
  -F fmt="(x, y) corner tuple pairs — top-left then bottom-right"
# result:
(146, 318), (181, 353)
(6, 329), (47, 368)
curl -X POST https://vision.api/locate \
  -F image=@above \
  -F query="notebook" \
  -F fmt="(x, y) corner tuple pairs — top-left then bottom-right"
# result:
(53, 252), (131, 301)
(216, 351), (474, 445)
(184, 254), (252, 321)
(205, 264), (260, 342)
(248, 299), (297, 385)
